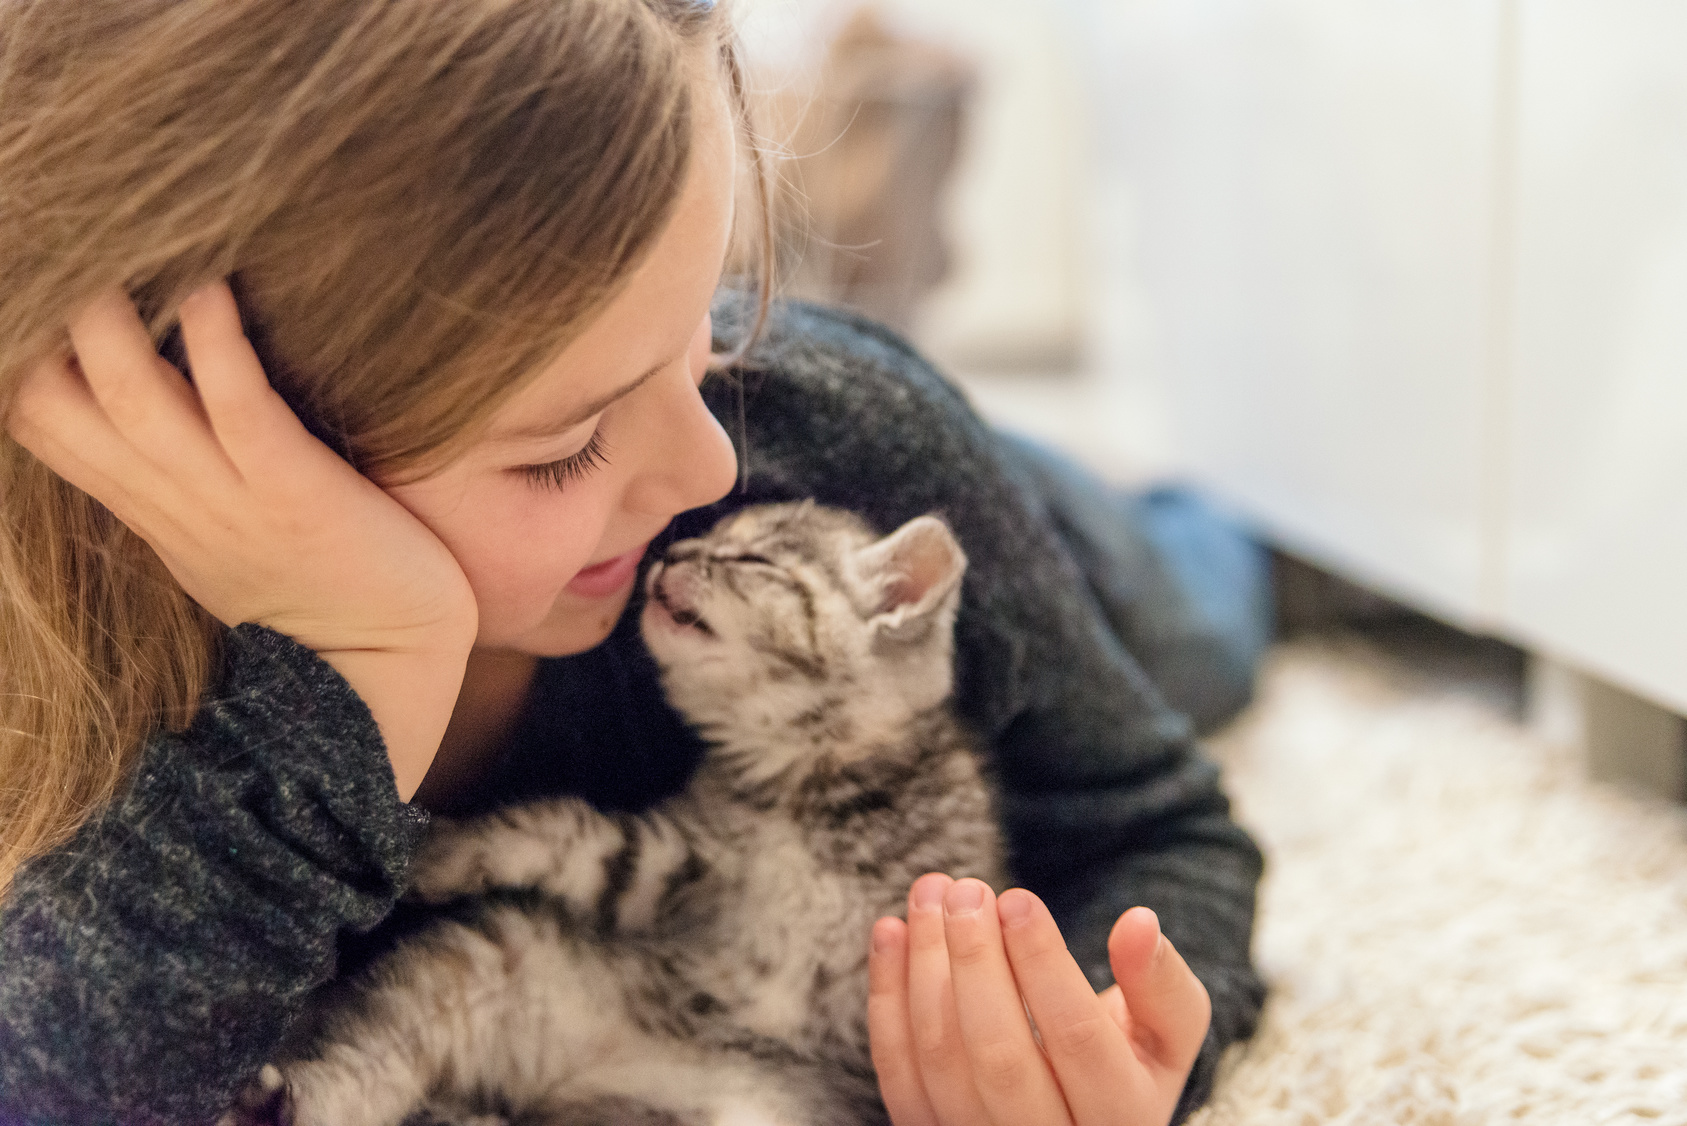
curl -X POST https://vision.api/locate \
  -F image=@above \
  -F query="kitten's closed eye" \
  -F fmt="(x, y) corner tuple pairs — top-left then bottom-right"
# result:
(670, 606), (714, 635)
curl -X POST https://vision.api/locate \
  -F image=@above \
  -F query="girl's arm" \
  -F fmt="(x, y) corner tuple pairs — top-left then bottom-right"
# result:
(0, 283), (476, 1123)
(0, 623), (429, 1126)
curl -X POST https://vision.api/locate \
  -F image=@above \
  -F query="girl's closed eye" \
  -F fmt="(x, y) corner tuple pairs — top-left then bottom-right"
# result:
(518, 429), (611, 492)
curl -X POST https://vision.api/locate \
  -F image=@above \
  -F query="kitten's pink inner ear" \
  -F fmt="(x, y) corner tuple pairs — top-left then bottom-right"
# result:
(865, 516), (966, 614)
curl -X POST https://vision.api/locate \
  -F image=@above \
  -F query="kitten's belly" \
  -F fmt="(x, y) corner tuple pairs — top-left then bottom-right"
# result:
(283, 907), (841, 1126)
(710, 845), (884, 1051)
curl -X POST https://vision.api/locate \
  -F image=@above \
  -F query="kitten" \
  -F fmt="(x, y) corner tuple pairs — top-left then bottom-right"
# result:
(229, 502), (1004, 1126)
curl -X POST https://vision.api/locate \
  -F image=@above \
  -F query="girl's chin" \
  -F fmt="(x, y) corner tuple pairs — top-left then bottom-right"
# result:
(514, 586), (637, 658)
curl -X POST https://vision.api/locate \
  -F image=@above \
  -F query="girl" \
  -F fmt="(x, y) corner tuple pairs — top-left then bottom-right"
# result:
(0, 1), (1265, 1124)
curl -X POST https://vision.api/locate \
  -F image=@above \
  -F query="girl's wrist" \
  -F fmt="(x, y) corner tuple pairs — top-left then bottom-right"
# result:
(316, 630), (476, 802)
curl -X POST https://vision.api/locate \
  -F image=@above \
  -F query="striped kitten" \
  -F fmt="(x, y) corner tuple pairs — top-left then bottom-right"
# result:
(233, 502), (1004, 1126)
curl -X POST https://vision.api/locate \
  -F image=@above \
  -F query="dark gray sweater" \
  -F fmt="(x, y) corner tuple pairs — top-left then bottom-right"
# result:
(0, 299), (1265, 1126)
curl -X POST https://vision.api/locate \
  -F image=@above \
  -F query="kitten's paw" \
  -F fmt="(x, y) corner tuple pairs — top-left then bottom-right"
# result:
(218, 1064), (293, 1126)
(397, 1112), (510, 1126)
(404, 822), (489, 904)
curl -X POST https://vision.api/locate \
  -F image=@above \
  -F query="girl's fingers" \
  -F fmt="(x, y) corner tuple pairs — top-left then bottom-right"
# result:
(940, 879), (1073, 1126)
(9, 350), (123, 461)
(64, 288), (237, 486)
(69, 290), (206, 437)
(6, 352), (163, 526)
(176, 281), (303, 477)
(1108, 907), (1212, 1077)
(999, 888), (1149, 1124)
(905, 873), (993, 1125)
(66, 289), (170, 408)
(867, 916), (941, 1126)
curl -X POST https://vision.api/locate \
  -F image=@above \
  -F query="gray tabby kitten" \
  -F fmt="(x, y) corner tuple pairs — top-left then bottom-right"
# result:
(231, 502), (1004, 1126)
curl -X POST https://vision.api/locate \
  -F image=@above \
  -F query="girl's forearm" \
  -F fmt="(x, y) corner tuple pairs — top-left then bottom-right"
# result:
(317, 626), (475, 801)
(0, 624), (432, 1126)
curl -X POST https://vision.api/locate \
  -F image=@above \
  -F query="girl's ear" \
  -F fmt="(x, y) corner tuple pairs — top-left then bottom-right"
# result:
(851, 515), (967, 647)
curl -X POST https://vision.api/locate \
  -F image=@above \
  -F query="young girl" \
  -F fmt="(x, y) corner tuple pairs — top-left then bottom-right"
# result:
(0, 2), (1265, 1124)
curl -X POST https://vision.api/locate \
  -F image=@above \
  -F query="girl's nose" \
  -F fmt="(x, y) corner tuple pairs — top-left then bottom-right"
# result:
(622, 354), (738, 520)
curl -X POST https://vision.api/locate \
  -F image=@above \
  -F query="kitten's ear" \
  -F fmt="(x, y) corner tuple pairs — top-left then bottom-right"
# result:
(853, 515), (967, 647)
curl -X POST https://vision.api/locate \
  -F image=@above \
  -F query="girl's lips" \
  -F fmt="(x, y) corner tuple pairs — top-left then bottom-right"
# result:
(564, 541), (651, 600)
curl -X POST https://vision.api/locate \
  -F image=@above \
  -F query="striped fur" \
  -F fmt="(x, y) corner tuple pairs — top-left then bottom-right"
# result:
(247, 504), (1002, 1126)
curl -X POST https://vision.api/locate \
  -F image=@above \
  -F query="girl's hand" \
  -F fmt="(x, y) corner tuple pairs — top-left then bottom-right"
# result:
(868, 875), (1212, 1126)
(3, 282), (479, 796)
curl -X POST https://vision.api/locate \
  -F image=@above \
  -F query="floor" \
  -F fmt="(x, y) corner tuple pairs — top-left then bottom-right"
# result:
(1189, 630), (1687, 1125)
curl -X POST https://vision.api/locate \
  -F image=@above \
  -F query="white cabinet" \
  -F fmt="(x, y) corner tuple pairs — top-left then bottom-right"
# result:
(1109, 0), (1509, 629)
(1505, 1), (1687, 714)
(1111, 0), (1687, 715)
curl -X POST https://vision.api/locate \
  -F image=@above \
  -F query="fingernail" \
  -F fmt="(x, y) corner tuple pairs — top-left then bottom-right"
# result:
(872, 918), (897, 954)
(998, 889), (1032, 927)
(1141, 908), (1166, 965)
(944, 879), (984, 916)
(913, 874), (948, 911)
(1141, 906), (1162, 939)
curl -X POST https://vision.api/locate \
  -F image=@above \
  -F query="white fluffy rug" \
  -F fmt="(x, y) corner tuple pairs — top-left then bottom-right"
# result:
(1189, 640), (1687, 1126)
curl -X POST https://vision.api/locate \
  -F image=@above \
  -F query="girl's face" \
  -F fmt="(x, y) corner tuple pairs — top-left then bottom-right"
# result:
(382, 67), (740, 658)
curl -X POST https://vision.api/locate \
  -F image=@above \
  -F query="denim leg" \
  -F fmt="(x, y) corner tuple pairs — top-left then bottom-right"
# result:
(995, 431), (1272, 735)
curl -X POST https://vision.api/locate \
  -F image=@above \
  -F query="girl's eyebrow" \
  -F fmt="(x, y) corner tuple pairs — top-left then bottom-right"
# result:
(487, 359), (667, 444)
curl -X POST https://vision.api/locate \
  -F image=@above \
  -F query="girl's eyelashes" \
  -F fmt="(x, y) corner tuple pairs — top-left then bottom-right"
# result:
(517, 429), (610, 492)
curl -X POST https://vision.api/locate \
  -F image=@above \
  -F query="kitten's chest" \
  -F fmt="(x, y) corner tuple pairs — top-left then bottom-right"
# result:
(697, 819), (884, 1038)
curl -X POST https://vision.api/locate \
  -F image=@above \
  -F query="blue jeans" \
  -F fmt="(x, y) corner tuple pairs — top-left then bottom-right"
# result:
(996, 432), (1272, 735)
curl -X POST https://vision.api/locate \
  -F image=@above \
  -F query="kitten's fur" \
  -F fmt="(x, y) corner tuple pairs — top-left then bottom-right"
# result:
(232, 502), (1004, 1126)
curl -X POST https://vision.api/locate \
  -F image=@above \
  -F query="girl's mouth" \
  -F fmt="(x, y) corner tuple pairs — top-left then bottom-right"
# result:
(564, 541), (650, 599)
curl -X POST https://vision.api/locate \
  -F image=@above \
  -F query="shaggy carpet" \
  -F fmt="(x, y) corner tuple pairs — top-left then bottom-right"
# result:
(1189, 639), (1687, 1126)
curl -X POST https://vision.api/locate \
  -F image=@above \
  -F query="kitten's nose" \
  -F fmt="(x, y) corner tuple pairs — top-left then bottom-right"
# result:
(651, 561), (702, 614)
(649, 562), (712, 635)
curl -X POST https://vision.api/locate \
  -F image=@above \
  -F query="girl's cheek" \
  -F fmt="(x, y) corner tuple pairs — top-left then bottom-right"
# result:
(464, 482), (585, 595)
(530, 486), (615, 575)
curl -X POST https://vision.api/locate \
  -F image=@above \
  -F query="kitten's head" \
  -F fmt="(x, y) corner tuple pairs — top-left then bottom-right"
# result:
(641, 502), (967, 771)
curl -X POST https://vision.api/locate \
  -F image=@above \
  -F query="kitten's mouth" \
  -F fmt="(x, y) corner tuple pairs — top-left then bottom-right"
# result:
(649, 566), (715, 637)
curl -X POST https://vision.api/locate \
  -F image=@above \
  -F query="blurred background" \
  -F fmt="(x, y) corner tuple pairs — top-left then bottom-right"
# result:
(730, 0), (1687, 802)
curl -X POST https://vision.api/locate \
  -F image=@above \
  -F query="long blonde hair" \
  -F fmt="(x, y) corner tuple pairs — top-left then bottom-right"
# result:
(0, 0), (775, 893)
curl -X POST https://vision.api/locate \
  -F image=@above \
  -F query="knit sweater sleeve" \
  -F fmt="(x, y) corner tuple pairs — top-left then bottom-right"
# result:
(0, 622), (430, 1126)
(702, 295), (1266, 1123)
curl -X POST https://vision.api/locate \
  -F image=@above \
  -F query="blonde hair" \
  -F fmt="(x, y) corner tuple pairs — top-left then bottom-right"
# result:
(0, 0), (775, 892)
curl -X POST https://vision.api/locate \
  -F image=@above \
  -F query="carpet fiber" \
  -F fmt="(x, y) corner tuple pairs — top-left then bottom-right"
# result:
(1189, 640), (1687, 1126)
